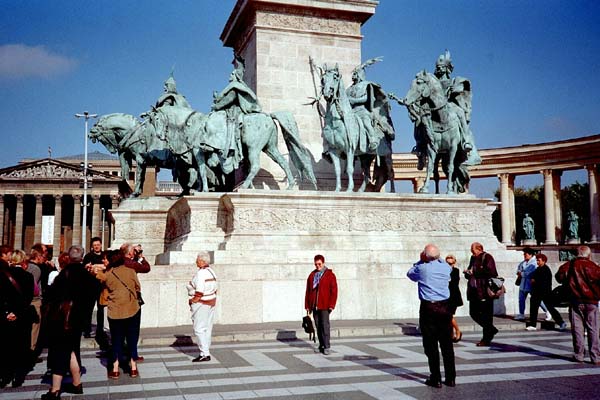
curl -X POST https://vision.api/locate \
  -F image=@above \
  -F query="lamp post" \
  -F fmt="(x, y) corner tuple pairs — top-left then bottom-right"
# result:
(75, 111), (97, 249)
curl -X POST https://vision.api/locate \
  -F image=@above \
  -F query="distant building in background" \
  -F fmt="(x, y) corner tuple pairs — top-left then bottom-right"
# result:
(0, 152), (131, 254)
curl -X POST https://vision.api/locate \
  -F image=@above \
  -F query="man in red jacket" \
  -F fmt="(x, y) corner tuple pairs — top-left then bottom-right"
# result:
(305, 254), (338, 355)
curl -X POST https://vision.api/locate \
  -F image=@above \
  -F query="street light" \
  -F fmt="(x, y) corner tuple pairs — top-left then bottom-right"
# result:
(75, 111), (98, 249)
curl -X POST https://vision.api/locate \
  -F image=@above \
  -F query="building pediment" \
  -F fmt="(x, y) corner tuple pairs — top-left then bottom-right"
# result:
(0, 158), (122, 182)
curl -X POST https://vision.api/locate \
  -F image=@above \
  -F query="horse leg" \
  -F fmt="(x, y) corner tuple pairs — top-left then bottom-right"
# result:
(446, 143), (458, 195)
(433, 154), (441, 194)
(195, 149), (208, 192)
(387, 154), (395, 193)
(418, 148), (435, 194)
(133, 158), (146, 197)
(264, 143), (296, 190)
(330, 152), (342, 192)
(358, 155), (372, 192)
(346, 150), (355, 192)
(240, 146), (261, 189)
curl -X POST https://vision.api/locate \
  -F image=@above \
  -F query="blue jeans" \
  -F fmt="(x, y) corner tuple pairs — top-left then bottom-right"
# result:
(108, 310), (141, 364)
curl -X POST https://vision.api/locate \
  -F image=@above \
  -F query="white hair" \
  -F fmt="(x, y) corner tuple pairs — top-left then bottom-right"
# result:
(423, 244), (440, 261)
(196, 251), (211, 264)
(577, 245), (592, 259)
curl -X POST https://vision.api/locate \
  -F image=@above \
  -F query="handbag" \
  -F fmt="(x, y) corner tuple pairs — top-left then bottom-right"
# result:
(111, 269), (144, 306)
(515, 275), (522, 286)
(302, 314), (316, 343)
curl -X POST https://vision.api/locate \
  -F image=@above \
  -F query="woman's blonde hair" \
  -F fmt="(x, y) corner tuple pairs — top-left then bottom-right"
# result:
(10, 249), (27, 265)
(445, 254), (457, 266)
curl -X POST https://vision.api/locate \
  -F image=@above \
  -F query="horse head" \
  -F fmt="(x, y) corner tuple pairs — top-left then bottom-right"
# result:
(89, 113), (138, 154)
(320, 63), (342, 102)
(403, 70), (433, 106)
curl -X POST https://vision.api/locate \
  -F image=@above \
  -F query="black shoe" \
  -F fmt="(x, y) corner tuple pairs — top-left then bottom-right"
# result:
(41, 390), (61, 399)
(476, 340), (491, 347)
(425, 379), (442, 388)
(11, 378), (24, 388)
(192, 355), (211, 362)
(62, 382), (83, 394)
(444, 379), (456, 387)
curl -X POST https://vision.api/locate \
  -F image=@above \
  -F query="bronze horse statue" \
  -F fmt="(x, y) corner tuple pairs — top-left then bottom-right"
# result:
(400, 71), (470, 194)
(89, 113), (204, 196)
(319, 64), (394, 192)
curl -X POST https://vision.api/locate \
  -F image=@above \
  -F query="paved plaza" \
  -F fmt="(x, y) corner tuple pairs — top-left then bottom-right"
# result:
(3, 325), (600, 400)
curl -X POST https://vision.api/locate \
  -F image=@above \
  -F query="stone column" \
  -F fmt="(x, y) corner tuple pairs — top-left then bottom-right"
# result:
(53, 194), (63, 252)
(0, 195), (4, 245)
(92, 194), (101, 239)
(552, 171), (563, 242)
(498, 173), (513, 244)
(34, 194), (43, 244)
(14, 194), (24, 250)
(412, 177), (425, 193)
(72, 195), (81, 246)
(507, 174), (516, 243)
(542, 170), (558, 245)
(587, 164), (600, 242)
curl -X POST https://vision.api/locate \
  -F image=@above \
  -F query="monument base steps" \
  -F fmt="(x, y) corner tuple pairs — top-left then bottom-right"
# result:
(110, 191), (522, 327)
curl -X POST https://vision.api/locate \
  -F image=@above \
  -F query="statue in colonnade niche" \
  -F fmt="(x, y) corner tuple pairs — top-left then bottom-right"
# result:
(522, 213), (535, 241)
(566, 210), (580, 241)
(388, 50), (481, 194)
(312, 57), (395, 192)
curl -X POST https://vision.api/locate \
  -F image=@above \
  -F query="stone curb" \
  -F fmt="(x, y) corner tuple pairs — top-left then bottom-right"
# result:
(79, 318), (565, 349)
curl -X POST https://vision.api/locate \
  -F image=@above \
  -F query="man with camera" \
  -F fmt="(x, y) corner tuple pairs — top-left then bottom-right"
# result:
(120, 243), (151, 274)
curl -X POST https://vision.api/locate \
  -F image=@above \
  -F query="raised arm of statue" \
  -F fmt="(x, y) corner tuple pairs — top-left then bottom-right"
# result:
(212, 90), (237, 111)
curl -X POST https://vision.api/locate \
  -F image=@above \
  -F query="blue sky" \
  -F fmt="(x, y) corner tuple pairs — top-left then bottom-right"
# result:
(1, 0), (599, 197)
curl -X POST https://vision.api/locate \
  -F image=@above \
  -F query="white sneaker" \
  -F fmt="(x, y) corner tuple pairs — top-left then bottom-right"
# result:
(526, 326), (537, 331)
(545, 312), (553, 321)
(559, 322), (568, 331)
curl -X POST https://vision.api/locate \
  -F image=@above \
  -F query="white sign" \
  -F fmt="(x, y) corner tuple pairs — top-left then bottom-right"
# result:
(41, 215), (55, 245)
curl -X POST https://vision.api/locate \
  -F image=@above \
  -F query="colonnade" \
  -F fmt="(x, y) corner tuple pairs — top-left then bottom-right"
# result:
(497, 165), (600, 245)
(0, 193), (119, 253)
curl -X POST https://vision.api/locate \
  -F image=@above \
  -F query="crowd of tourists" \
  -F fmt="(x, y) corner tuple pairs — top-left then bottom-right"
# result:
(2, 239), (599, 397)
(0, 239), (150, 399)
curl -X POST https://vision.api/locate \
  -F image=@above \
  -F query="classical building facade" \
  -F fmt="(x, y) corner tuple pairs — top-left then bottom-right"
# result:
(0, 153), (131, 255)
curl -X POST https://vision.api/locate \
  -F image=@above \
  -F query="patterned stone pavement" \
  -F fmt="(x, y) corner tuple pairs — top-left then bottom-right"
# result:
(3, 330), (600, 399)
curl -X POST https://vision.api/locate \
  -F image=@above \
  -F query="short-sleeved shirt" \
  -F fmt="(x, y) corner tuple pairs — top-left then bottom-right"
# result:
(188, 267), (217, 305)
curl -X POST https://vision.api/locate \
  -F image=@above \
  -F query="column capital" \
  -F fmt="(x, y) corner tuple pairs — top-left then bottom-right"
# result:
(497, 173), (511, 182)
(586, 164), (598, 173)
(34, 194), (43, 200)
(54, 193), (63, 200)
(540, 169), (554, 178)
(92, 193), (101, 200)
(73, 194), (82, 200)
(15, 194), (24, 201)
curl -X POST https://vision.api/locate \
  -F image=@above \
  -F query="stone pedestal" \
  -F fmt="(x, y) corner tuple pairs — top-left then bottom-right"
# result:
(220, 0), (377, 190)
(113, 192), (522, 328)
(521, 239), (537, 246)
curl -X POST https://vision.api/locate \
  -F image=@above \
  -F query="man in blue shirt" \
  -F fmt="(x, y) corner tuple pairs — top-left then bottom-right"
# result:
(407, 244), (456, 388)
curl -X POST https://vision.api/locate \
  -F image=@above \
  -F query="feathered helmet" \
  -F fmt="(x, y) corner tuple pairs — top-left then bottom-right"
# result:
(164, 68), (177, 91)
(233, 53), (245, 81)
(435, 50), (453, 72)
(352, 56), (383, 81)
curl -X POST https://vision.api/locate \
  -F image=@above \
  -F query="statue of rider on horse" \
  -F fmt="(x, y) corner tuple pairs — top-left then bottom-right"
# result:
(389, 50), (481, 194)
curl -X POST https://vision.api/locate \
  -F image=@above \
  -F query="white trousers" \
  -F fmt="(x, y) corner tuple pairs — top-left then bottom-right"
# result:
(191, 303), (215, 356)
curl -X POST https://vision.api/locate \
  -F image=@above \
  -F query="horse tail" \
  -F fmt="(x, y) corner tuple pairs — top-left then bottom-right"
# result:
(271, 111), (318, 189)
